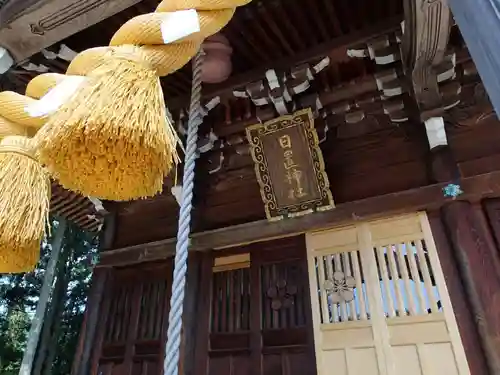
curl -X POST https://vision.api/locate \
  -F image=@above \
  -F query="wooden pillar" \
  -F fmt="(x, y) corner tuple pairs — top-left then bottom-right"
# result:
(70, 267), (110, 375)
(193, 252), (213, 375)
(427, 132), (500, 374)
(100, 211), (117, 251)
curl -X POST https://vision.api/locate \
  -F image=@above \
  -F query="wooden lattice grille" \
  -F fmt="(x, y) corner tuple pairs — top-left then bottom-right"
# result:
(198, 238), (317, 375)
(95, 262), (173, 375)
(306, 212), (470, 375)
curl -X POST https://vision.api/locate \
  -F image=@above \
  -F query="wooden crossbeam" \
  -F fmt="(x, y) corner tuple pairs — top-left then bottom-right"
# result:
(98, 170), (500, 267)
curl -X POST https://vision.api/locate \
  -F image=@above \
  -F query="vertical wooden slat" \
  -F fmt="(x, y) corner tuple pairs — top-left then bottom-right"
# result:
(415, 239), (439, 313)
(147, 282), (158, 339)
(221, 273), (228, 332)
(262, 265), (270, 329)
(316, 256), (330, 323)
(104, 293), (116, 342)
(112, 289), (124, 342)
(351, 250), (367, 320)
(235, 269), (242, 331)
(299, 242), (317, 371)
(358, 224), (397, 375)
(123, 283), (142, 375)
(72, 268), (109, 375)
(334, 253), (348, 321)
(279, 265), (288, 329)
(212, 272), (220, 332)
(377, 246), (396, 318)
(90, 279), (113, 374)
(386, 245), (406, 316)
(138, 283), (148, 339)
(343, 253), (357, 320)
(154, 280), (166, 339)
(250, 253), (262, 375)
(228, 271), (235, 332)
(396, 243), (416, 315)
(183, 253), (203, 375)
(288, 264), (297, 326)
(406, 241), (426, 314)
(271, 264), (279, 328)
(241, 268), (250, 330)
(194, 254), (213, 375)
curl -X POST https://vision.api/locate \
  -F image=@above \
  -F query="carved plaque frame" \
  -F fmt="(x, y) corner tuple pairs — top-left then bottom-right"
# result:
(246, 108), (334, 221)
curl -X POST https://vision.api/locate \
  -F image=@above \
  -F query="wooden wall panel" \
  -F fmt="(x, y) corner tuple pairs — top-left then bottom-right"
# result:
(111, 125), (431, 248)
(429, 198), (500, 374)
(195, 237), (317, 375)
(88, 261), (173, 375)
(325, 126), (429, 203)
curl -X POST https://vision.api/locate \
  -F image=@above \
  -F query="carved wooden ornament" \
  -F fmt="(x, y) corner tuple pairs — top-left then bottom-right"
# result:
(245, 108), (334, 221)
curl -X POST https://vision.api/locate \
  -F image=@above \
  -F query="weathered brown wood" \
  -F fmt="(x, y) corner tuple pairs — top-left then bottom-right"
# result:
(428, 144), (500, 374)
(0, 0), (142, 62)
(168, 16), (403, 108)
(249, 248), (262, 375)
(483, 198), (500, 250)
(195, 237), (316, 375)
(100, 211), (116, 251)
(427, 211), (489, 375)
(98, 170), (500, 267)
(0, 0), (44, 26)
(440, 202), (500, 374)
(71, 268), (110, 375)
(182, 253), (203, 375)
(193, 253), (213, 375)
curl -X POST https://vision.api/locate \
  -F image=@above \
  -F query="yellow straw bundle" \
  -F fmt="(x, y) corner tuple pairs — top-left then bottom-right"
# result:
(35, 46), (178, 200)
(0, 136), (50, 273)
(0, 116), (29, 138)
(31, 0), (250, 201)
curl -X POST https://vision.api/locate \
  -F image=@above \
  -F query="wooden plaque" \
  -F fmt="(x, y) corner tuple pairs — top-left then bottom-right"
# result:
(246, 108), (334, 221)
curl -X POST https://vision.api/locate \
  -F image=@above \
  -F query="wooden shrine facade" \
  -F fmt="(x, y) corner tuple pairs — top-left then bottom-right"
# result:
(1, 0), (500, 374)
(76, 203), (500, 375)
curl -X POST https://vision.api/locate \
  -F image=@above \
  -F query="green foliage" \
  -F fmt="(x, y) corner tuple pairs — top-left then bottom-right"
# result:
(0, 219), (99, 375)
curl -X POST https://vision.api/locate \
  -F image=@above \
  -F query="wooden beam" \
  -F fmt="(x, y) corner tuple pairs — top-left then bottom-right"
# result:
(168, 16), (403, 109)
(98, 170), (500, 267)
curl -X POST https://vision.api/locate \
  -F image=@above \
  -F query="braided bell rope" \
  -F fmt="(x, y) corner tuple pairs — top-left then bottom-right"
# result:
(0, 0), (251, 134)
(164, 48), (203, 375)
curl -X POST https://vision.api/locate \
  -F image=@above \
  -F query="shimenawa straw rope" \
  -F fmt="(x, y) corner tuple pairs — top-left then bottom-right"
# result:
(0, 0), (251, 201)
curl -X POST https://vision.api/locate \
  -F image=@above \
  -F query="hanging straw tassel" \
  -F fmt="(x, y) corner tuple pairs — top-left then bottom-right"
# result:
(29, 0), (250, 201)
(34, 45), (179, 201)
(0, 136), (50, 273)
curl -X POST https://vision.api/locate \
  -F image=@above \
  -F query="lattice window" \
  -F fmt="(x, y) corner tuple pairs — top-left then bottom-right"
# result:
(104, 284), (135, 344)
(261, 260), (307, 329)
(314, 250), (371, 324)
(137, 280), (169, 340)
(211, 267), (251, 333)
(374, 239), (442, 318)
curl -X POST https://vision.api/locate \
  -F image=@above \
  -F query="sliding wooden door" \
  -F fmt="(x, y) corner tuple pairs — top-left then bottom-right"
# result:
(195, 237), (317, 375)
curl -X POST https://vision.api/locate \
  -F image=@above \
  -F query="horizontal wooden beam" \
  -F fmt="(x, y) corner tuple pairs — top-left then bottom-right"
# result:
(168, 15), (403, 109)
(98, 170), (500, 267)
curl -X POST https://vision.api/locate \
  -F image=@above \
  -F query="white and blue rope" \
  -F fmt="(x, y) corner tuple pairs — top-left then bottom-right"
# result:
(163, 48), (204, 375)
